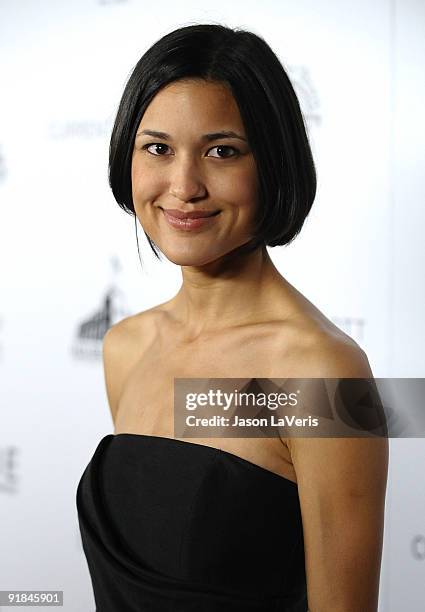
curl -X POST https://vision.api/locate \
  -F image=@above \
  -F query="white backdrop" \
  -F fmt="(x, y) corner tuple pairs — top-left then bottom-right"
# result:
(0, 0), (424, 610)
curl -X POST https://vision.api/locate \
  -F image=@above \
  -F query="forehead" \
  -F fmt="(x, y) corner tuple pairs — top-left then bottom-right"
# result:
(139, 79), (245, 131)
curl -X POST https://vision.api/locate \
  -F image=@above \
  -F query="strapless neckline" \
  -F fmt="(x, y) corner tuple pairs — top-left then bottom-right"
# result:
(77, 431), (307, 610)
(108, 432), (298, 488)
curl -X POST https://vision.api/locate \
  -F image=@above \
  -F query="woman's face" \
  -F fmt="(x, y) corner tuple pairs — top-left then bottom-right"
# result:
(131, 79), (259, 266)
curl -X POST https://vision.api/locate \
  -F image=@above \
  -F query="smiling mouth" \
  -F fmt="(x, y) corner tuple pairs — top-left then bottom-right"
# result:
(160, 208), (221, 219)
(161, 208), (221, 231)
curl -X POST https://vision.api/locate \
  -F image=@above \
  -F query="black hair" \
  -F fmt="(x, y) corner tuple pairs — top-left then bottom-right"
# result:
(109, 23), (317, 261)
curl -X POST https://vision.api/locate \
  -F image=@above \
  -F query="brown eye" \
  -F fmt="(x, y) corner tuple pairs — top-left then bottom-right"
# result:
(207, 145), (239, 158)
(143, 143), (170, 155)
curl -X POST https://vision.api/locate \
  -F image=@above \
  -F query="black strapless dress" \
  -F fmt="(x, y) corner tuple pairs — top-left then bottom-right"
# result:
(76, 433), (308, 611)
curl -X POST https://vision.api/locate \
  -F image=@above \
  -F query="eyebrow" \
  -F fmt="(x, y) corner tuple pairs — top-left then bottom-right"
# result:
(136, 129), (247, 143)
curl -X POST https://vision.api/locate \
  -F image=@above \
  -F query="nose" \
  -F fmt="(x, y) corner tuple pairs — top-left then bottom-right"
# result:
(168, 156), (206, 202)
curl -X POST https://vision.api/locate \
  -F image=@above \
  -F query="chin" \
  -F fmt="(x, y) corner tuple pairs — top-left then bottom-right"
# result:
(161, 245), (225, 267)
(166, 253), (219, 267)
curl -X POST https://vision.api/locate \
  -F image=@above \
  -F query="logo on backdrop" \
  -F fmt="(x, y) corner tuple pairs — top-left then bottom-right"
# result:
(71, 256), (130, 360)
(0, 445), (19, 495)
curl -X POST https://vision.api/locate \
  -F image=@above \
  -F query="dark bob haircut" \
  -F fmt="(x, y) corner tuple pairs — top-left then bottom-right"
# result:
(109, 23), (317, 260)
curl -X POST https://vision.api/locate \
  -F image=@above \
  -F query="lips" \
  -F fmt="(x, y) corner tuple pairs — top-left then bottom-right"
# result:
(161, 208), (220, 219)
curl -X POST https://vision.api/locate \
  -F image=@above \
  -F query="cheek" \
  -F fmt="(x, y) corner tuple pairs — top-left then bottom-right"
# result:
(225, 165), (259, 214)
(131, 161), (163, 207)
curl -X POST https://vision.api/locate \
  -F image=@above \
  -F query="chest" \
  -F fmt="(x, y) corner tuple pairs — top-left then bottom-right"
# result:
(117, 326), (298, 427)
(113, 326), (300, 483)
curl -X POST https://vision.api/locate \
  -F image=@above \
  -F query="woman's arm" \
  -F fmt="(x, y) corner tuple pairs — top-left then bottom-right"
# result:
(287, 341), (389, 612)
(102, 317), (141, 427)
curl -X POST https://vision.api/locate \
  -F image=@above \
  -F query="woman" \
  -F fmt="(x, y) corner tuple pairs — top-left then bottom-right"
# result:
(76, 23), (388, 612)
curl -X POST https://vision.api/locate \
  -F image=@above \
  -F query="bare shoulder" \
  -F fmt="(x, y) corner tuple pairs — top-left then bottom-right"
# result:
(101, 302), (170, 424)
(271, 302), (373, 378)
(297, 323), (373, 378)
(282, 313), (379, 466)
(278, 319), (388, 608)
(103, 298), (173, 349)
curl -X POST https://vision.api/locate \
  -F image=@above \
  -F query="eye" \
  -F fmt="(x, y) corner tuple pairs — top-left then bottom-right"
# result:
(207, 145), (239, 158)
(143, 143), (171, 156)
(141, 143), (240, 158)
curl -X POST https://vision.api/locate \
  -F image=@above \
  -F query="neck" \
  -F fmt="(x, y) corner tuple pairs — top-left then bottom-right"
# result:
(169, 243), (294, 340)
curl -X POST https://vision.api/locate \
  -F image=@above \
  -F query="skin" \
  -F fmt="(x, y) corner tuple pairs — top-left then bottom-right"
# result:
(132, 79), (259, 267)
(131, 78), (300, 339)
(103, 78), (388, 611)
